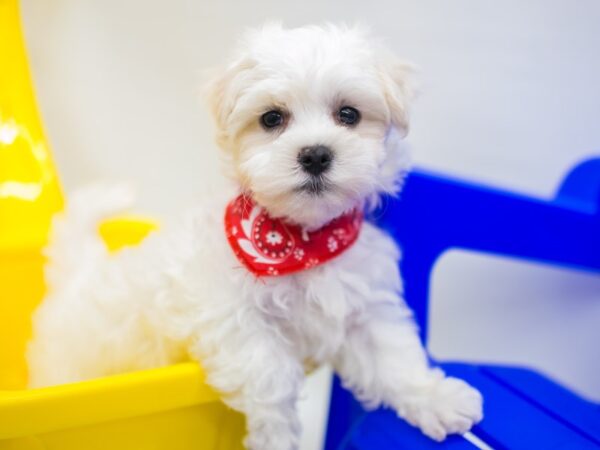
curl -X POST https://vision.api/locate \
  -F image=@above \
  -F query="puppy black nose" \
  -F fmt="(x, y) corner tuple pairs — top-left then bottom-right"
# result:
(298, 145), (333, 176)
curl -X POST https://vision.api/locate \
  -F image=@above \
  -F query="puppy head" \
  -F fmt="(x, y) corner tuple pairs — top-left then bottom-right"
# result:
(207, 23), (415, 229)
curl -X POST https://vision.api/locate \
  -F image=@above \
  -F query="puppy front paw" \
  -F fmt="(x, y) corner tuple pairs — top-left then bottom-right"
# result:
(403, 376), (483, 442)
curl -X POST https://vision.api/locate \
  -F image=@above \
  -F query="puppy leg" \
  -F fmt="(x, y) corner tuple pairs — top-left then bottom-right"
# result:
(189, 321), (304, 450)
(334, 303), (483, 441)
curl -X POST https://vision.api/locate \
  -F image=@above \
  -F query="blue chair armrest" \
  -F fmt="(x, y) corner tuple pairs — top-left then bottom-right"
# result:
(555, 158), (600, 214)
(373, 158), (600, 339)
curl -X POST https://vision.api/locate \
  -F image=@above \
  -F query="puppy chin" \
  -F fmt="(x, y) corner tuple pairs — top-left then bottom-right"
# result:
(253, 186), (363, 231)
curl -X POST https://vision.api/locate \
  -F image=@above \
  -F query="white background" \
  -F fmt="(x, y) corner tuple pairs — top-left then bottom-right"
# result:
(20, 1), (600, 449)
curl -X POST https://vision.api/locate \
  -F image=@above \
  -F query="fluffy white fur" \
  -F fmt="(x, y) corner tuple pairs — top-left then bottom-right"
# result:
(28, 24), (483, 450)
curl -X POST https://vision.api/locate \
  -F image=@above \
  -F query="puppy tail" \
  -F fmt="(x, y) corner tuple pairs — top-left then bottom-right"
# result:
(44, 183), (136, 290)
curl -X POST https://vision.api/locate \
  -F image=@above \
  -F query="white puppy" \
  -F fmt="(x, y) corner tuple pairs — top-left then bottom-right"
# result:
(28, 24), (483, 450)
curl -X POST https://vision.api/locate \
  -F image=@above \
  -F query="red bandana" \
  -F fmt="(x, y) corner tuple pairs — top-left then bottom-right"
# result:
(224, 194), (363, 277)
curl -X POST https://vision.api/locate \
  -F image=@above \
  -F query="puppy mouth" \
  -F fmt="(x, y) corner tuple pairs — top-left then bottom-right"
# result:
(295, 177), (331, 196)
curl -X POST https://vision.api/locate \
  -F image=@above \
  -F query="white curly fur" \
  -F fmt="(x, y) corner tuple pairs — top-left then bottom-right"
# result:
(28, 23), (482, 450)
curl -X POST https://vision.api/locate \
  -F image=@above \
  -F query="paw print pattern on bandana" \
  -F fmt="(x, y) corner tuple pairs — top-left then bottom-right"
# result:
(293, 248), (305, 261)
(327, 236), (338, 253)
(224, 194), (363, 277)
(304, 257), (319, 269)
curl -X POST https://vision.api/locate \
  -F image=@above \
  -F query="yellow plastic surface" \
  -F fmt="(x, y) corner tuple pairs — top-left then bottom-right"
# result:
(0, 1), (245, 448)
(0, 0), (62, 252)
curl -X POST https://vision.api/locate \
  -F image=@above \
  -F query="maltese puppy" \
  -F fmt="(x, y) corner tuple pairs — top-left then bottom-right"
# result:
(28, 23), (483, 450)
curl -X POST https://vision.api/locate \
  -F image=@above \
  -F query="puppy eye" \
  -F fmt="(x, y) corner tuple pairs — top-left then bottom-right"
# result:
(261, 110), (284, 129)
(337, 106), (360, 126)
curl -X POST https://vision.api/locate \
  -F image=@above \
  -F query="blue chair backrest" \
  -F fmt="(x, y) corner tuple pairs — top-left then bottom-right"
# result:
(372, 158), (600, 342)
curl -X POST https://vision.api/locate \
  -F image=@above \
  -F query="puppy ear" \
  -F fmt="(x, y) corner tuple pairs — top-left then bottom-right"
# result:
(203, 58), (252, 151)
(204, 68), (227, 134)
(377, 57), (419, 136)
(204, 65), (234, 150)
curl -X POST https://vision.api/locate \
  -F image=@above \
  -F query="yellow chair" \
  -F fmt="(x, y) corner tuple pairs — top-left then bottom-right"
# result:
(0, 1), (244, 448)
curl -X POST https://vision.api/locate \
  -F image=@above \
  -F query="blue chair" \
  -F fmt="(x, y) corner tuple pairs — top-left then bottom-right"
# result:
(325, 159), (600, 449)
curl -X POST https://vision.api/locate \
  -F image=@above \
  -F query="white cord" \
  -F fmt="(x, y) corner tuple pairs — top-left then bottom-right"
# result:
(463, 431), (495, 450)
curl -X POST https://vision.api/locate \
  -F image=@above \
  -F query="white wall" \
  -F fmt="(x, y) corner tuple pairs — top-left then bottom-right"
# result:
(20, 1), (600, 448)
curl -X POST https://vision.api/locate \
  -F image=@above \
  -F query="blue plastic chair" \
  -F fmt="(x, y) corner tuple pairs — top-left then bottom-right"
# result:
(325, 159), (600, 449)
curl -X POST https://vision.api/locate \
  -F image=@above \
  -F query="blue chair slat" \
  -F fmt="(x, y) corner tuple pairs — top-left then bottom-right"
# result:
(328, 362), (600, 450)
(346, 407), (478, 450)
(474, 365), (600, 444)
(326, 158), (600, 450)
(442, 363), (600, 449)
